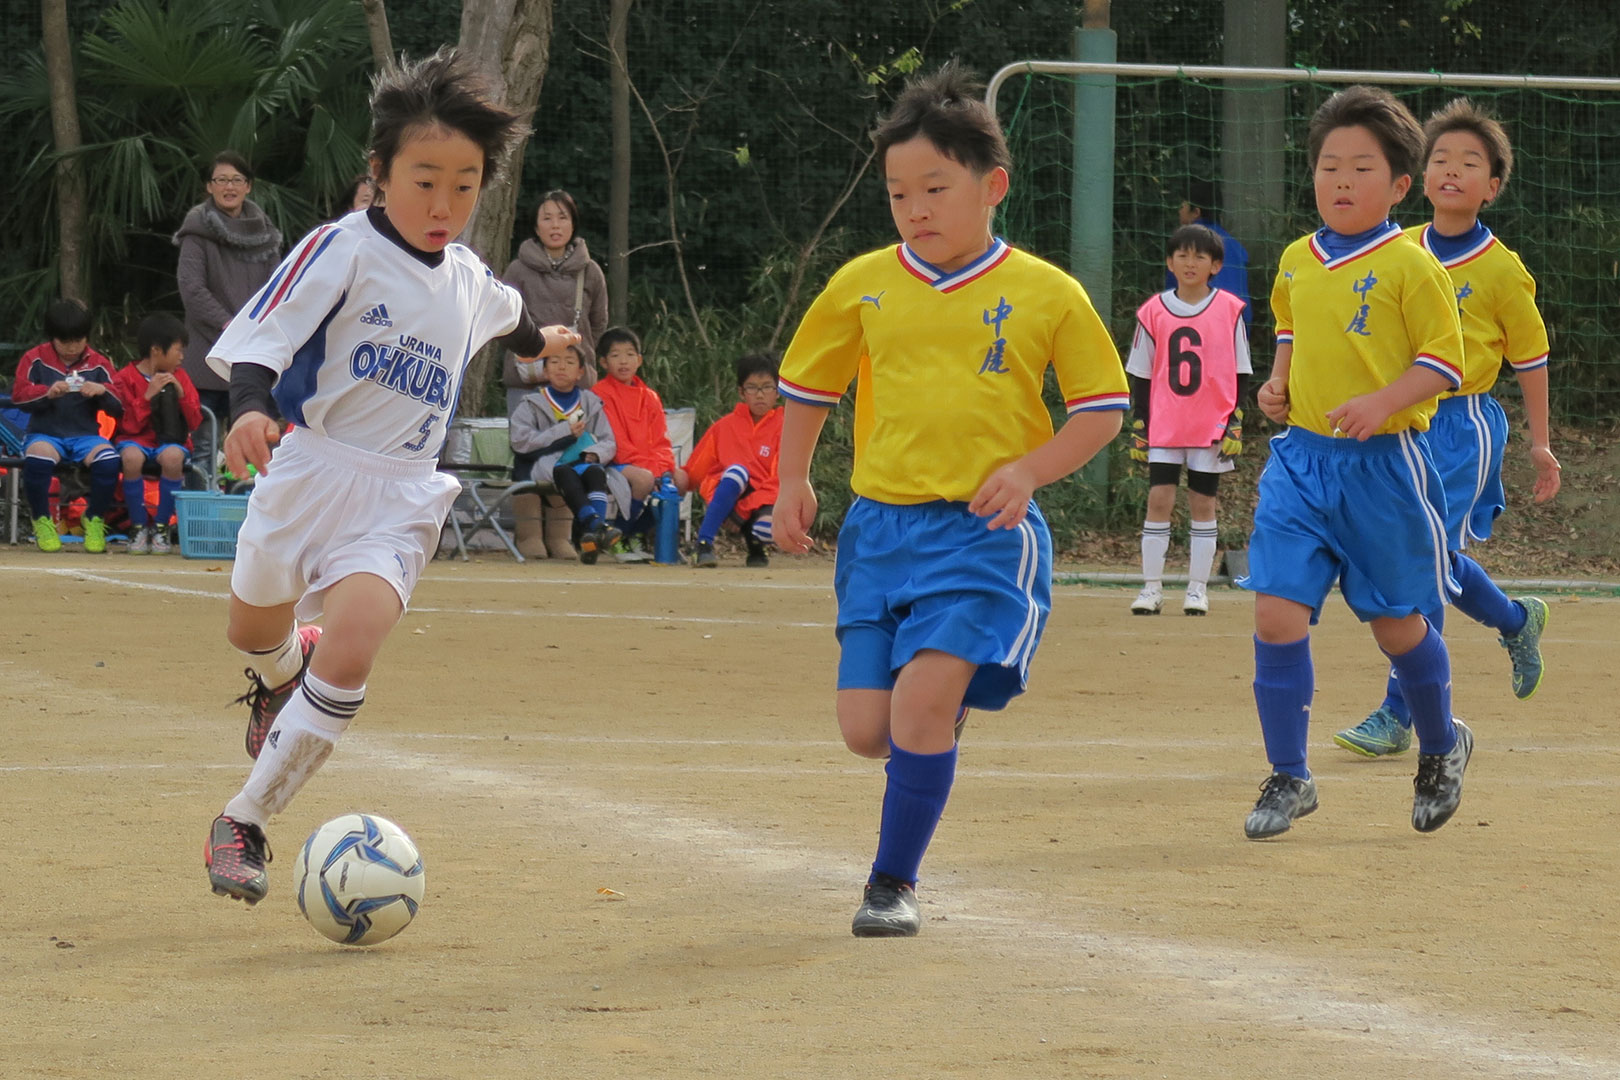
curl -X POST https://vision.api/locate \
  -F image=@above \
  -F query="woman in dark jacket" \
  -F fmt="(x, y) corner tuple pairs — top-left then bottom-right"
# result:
(174, 150), (283, 462)
(500, 189), (609, 413)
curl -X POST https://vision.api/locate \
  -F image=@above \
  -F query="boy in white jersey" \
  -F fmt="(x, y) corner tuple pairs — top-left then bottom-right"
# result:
(1335, 98), (1559, 757)
(775, 65), (1126, 936)
(1127, 223), (1250, 616)
(203, 51), (578, 905)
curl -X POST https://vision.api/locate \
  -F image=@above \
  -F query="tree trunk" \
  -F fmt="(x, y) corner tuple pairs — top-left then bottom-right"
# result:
(458, 0), (554, 416)
(41, 0), (87, 304)
(607, 0), (631, 324)
(360, 0), (395, 73)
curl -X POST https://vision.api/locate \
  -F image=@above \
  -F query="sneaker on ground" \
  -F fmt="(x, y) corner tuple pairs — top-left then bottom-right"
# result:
(1499, 597), (1548, 700)
(33, 516), (62, 553)
(1244, 771), (1319, 840)
(578, 522), (621, 565)
(851, 872), (922, 937)
(745, 540), (769, 568)
(237, 625), (323, 760)
(1130, 583), (1163, 615)
(694, 540), (718, 568)
(1182, 582), (1209, 615)
(150, 527), (171, 555)
(205, 814), (273, 904)
(1332, 705), (1413, 757)
(127, 526), (152, 555)
(83, 516), (107, 554)
(1411, 718), (1473, 833)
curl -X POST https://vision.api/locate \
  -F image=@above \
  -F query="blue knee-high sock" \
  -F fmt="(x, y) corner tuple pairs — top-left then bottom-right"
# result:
(699, 467), (747, 543)
(1254, 636), (1313, 779)
(156, 477), (180, 527)
(86, 456), (119, 519)
(871, 741), (958, 886)
(122, 477), (148, 526)
(1384, 624), (1455, 756)
(1380, 604), (1444, 726)
(23, 457), (54, 518)
(1450, 551), (1526, 636)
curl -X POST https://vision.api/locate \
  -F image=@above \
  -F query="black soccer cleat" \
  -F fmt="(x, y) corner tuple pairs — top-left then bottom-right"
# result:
(1411, 719), (1474, 833)
(1244, 771), (1319, 840)
(205, 815), (273, 905)
(237, 625), (322, 760)
(851, 872), (922, 937)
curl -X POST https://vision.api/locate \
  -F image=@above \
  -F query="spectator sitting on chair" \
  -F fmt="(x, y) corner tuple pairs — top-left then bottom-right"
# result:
(686, 351), (783, 569)
(10, 298), (123, 553)
(111, 313), (203, 554)
(593, 325), (690, 550)
(510, 346), (631, 565)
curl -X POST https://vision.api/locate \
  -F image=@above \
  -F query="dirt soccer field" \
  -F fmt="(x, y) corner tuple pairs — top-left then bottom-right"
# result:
(1, 550), (1616, 1079)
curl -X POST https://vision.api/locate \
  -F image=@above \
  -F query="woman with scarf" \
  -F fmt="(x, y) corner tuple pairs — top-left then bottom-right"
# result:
(174, 151), (283, 479)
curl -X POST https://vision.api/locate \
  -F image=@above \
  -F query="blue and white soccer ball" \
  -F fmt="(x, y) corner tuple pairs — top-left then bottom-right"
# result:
(295, 813), (425, 946)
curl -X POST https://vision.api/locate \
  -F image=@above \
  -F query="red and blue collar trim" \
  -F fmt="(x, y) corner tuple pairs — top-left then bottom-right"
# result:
(1419, 223), (1497, 268)
(1307, 221), (1404, 269)
(897, 237), (1011, 292)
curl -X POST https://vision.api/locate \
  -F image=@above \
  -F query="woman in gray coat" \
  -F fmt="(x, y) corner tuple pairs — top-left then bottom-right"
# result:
(174, 151), (283, 470)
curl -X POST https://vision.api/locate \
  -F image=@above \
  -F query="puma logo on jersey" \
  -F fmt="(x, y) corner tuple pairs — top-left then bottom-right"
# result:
(860, 291), (886, 310)
(359, 303), (393, 327)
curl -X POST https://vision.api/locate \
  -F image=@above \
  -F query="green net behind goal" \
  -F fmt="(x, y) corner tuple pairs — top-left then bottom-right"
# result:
(996, 72), (1620, 424)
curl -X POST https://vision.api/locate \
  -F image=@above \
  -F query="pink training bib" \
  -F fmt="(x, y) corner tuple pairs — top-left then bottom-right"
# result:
(1137, 290), (1247, 447)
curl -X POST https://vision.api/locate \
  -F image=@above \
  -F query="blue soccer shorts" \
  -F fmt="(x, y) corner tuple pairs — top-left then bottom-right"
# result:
(1239, 427), (1457, 623)
(25, 433), (115, 464)
(115, 440), (190, 463)
(1426, 393), (1509, 550)
(834, 496), (1053, 711)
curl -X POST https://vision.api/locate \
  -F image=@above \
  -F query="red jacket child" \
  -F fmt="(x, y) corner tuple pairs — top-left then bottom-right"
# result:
(686, 401), (783, 517)
(111, 363), (204, 450)
(594, 373), (676, 475)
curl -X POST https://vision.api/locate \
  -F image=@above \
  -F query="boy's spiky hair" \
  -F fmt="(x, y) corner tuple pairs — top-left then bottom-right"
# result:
(1424, 97), (1514, 192)
(735, 351), (779, 386)
(1166, 223), (1224, 262)
(369, 49), (530, 184)
(871, 61), (1011, 176)
(1307, 85), (1426, 180)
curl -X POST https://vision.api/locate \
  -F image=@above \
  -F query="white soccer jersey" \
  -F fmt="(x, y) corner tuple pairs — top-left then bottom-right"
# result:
(207, 210), (524, 460)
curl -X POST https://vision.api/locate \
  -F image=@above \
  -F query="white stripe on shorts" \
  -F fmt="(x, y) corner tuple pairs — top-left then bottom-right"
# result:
(1464, 394), (1494, 545)
(1397, 430), (1455, 601)
(1003, 518), (1041, 676)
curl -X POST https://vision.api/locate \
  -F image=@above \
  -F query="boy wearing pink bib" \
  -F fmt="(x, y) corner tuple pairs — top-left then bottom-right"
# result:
(1126, 224), (1251, 615)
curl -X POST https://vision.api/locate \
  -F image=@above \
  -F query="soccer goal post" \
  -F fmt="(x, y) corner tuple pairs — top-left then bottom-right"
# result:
(988, 59), (1620, 426)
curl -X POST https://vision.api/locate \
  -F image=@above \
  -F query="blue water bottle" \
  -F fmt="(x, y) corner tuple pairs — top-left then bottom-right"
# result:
(653, 475), (680, 564)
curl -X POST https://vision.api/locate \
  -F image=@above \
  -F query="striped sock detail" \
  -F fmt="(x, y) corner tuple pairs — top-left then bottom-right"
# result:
(751, 518), (773, 543)
(299, 671), (364, 725)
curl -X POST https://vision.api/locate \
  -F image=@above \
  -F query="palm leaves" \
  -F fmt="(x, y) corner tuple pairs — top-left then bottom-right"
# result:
(1, 0), (373, 347)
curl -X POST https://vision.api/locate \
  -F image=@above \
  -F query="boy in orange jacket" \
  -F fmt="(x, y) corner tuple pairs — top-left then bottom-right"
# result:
(686, 352), (782, 567)
(592, 326), (689, 500)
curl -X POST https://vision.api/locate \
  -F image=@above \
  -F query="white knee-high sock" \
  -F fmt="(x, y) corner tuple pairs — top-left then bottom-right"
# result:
(1189, 518), (1218, 586)
(1141, 520), (1171, 584)
(241, 624), (305, 688)
(224, 671), (364, 827)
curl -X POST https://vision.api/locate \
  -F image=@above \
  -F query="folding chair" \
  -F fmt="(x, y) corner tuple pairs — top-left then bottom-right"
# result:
(439, 417), (529, 562)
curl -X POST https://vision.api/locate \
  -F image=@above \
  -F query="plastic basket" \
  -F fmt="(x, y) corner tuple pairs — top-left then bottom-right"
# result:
(174, 492), (251, 560)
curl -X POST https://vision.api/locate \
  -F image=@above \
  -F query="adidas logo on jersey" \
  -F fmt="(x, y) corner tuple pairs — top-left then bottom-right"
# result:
(359, 303), (393, 327)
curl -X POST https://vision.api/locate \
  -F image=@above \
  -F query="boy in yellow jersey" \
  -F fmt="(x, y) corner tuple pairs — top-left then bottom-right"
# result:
(774, 64), (1126, 936)
(1335, 98), (1559, 758)
(1242, 86), (1471, 840)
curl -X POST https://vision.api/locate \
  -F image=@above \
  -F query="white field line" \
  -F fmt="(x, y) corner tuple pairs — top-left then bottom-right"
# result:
(19, 567), (1617, 642)
(337, 733), (1618, 1080)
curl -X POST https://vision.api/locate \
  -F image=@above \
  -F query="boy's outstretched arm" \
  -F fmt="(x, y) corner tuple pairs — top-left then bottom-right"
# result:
(969, 409), (1123, 530)
(773, 401), (830, 553)
(1513, 364), (1560, 502)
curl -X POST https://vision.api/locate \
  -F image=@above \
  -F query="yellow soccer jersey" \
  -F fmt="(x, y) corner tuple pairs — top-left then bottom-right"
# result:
(779, 239), (1127, 504)
(1408, 224), (1551, 397)
(1272, 224), (1464, 437)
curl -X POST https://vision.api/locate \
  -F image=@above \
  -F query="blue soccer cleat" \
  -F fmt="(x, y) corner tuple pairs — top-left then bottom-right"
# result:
(1333, 706), (1413, 758)
(1500, 596), (1549, 700)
